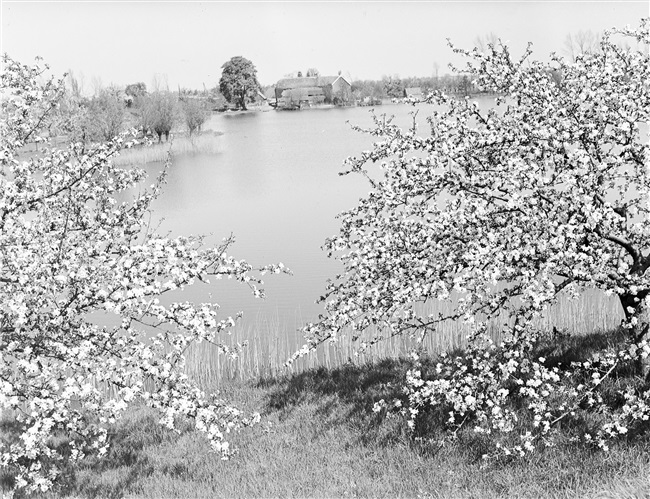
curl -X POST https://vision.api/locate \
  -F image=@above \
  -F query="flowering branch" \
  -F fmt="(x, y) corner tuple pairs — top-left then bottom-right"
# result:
(0, 54), (289, 493)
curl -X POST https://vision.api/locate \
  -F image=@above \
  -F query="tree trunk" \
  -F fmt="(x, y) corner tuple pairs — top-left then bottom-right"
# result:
(619, 293), (650, 379)
(638, 299), (650, 380)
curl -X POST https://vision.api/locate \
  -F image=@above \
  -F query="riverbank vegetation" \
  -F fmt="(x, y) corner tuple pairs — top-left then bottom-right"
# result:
(43, 72), (213, 153)
(113, 131), (223, 166)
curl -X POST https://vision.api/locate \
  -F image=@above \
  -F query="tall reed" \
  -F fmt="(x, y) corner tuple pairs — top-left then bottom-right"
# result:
(113, 132), (222, 166)
(184, 289), (624, 386)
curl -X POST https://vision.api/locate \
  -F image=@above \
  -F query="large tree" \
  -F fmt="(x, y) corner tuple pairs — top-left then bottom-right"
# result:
(0, 55), (288, 494)
(219, 56), (260, 111)
(382, 74), (404, 99)
(296, 19), (650, 455)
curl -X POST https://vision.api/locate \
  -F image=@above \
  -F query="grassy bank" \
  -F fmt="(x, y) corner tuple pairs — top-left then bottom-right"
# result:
(8, 328), (648, 499)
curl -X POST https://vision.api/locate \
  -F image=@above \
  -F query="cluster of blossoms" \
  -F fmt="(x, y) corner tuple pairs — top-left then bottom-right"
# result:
(0, 55), (288, 493)
(300, 20), (650, 454)
(396, 328), (650, 457)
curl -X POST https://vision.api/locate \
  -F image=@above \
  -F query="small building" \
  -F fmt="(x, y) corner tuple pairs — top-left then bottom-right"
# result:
(274, 75), (352, 109)
(404, 87), (423, 99)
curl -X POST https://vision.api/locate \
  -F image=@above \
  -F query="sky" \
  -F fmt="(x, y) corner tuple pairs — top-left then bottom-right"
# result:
(1, 1), (648, 92)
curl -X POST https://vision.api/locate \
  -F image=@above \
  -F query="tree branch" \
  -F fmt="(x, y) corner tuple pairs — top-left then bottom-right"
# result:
(594, 227), (638, 263)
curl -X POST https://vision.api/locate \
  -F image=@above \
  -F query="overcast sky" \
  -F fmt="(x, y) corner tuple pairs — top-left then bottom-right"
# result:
(1, 1), (648, 91)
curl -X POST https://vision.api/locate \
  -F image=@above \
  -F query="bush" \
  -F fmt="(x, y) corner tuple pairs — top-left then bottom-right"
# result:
(181, 98), (210, 136)
(91, 86), (126, 142)
(150, 91), (178, 142)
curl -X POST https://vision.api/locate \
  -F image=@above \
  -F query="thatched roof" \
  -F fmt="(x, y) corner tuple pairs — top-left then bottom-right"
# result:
(276, 75), (350, 90)
(276, 77), (319, 90)
(316, 76), (338, 86)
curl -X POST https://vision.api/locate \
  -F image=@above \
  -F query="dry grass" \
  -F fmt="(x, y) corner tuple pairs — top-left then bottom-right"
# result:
(591, 476), (650, 499)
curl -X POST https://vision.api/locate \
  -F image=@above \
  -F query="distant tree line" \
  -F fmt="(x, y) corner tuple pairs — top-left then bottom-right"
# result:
(348, 29), (636, 104)
(351, 73), (481, 103)
(53, 75), (211, 148)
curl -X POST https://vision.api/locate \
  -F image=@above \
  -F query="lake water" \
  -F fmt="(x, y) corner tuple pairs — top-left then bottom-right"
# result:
(136, 98), (629, 342)
(141, 102), (448, 334)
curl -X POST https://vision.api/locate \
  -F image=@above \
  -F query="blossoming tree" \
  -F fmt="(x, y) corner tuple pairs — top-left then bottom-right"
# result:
(0, 56), (287, 493)
(298, 20), (650, 454)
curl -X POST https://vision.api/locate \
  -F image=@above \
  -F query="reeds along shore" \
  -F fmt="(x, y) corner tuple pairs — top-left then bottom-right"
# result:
(183, 289), (624, 387)
(113, 132), (223, 166)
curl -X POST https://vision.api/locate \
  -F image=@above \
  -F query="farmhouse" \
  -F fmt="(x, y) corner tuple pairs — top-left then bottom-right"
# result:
(274, 75), (352, 109)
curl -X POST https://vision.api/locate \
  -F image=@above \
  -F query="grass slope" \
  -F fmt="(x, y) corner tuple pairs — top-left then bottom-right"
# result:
(5, 330), (649, 498)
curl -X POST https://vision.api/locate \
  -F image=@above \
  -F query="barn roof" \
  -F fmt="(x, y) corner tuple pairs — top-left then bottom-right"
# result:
(275, 75), (351, 90)
(276, 77), (320, 90)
